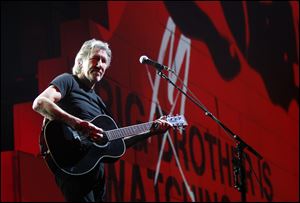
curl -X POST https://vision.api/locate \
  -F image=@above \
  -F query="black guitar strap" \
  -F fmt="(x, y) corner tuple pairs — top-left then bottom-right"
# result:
(97, 96), (113, 118)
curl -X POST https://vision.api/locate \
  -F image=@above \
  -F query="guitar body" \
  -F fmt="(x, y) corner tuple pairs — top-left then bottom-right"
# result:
(43, 115), (125, 176)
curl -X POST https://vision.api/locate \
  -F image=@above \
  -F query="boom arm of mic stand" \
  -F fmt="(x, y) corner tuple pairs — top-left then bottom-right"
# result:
(157, 70), (263, 202)
(157, 71), (262, 159)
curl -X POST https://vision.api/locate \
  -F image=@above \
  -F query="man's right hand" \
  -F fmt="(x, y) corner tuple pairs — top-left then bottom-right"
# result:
(75, 120), (104, 142)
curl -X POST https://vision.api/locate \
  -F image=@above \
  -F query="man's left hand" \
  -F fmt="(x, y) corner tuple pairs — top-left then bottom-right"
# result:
(150, 116), (172, 134)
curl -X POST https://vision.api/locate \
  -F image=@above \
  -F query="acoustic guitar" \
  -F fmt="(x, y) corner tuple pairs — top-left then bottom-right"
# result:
(42, 114), (187, 175)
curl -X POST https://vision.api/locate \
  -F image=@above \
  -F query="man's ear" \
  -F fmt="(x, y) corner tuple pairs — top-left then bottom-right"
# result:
(77, 58), (83, 67)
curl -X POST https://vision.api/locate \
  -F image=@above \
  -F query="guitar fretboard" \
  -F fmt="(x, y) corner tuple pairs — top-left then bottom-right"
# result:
(105, 122), (154, 141)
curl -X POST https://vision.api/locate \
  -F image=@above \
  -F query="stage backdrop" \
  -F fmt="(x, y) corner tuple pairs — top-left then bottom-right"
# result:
(2, 1), (299, 202)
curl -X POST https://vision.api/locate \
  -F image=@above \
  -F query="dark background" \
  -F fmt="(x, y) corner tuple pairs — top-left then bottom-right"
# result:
(1, 1), (80, 150)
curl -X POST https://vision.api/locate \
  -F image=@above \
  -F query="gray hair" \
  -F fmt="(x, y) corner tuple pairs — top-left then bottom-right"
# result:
(72, 39), (112, 75)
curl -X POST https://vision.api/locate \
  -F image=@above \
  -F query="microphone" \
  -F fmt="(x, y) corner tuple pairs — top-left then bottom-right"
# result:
(139, 55), (174, 72)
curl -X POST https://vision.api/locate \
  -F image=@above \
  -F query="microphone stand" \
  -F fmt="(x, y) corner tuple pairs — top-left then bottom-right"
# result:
(156, 71), (263, 202)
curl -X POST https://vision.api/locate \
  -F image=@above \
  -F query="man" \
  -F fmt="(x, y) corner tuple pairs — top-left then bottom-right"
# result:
(32, 39), (171, 202)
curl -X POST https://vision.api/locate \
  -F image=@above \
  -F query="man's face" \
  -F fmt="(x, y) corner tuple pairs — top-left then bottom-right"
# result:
(81, 48), (109, 83)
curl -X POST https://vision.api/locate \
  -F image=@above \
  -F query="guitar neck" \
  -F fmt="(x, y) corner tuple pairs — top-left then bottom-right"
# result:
(105, 121), (154, 141)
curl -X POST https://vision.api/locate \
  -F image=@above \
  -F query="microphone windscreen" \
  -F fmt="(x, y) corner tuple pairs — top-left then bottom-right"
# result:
(139, 55), (148, 64)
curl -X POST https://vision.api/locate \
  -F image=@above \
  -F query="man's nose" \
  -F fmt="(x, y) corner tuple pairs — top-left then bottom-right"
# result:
(96, 63), (105, 72)
(97, 60), (106, 67)
(95, 61), (101, 69)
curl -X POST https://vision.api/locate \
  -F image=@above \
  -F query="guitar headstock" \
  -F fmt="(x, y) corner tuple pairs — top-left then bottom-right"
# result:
(166, 115), (188, 129)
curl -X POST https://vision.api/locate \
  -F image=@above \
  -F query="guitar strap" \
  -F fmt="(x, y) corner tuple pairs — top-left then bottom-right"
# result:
(97, 96), (113, 118)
